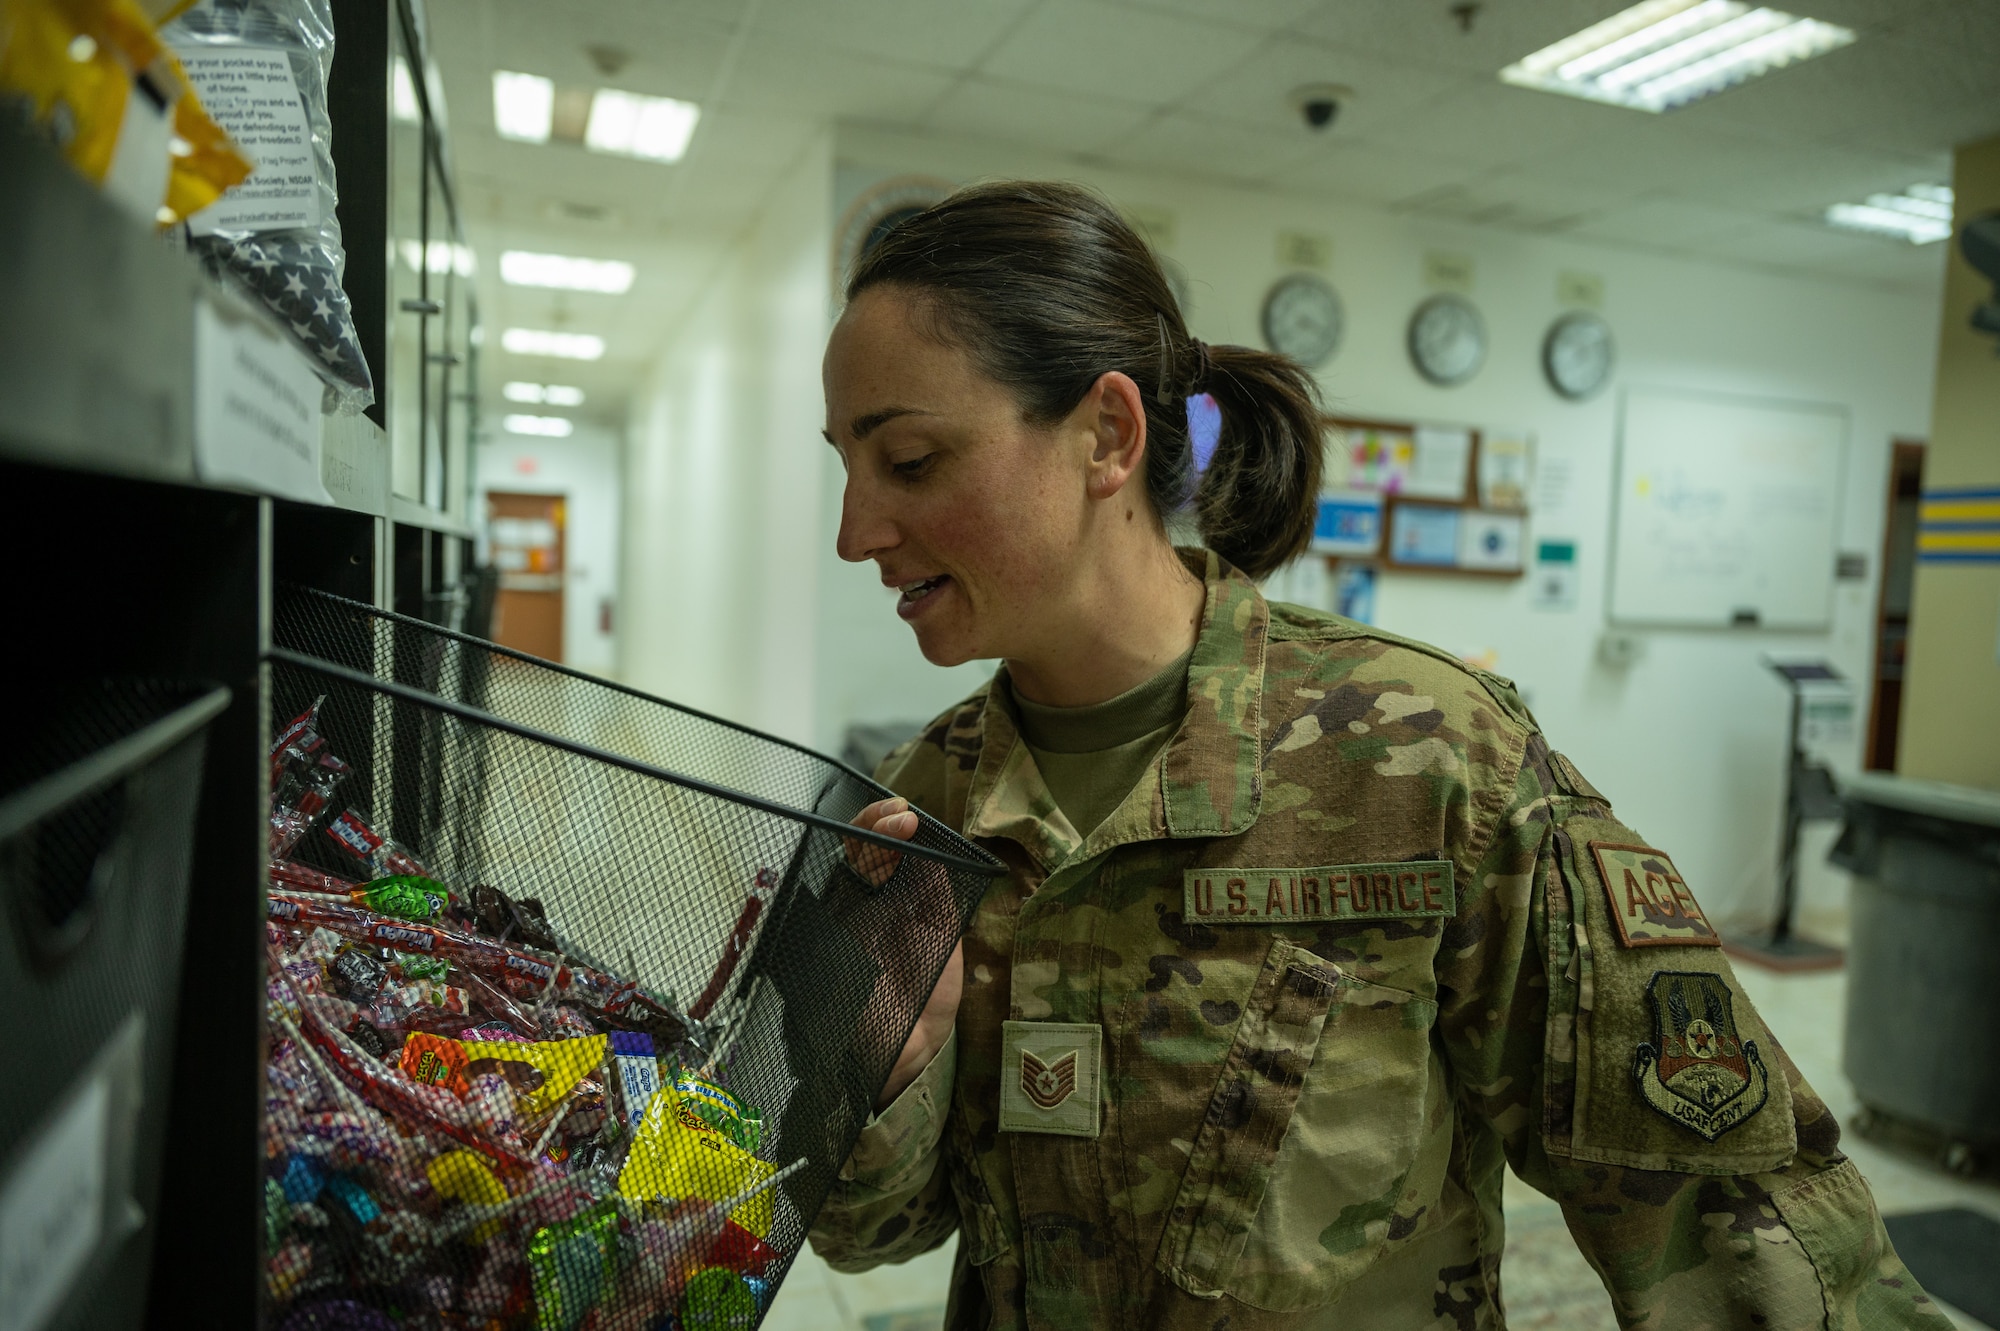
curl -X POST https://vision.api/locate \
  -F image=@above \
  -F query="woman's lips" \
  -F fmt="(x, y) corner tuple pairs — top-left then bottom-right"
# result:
(896, 574), (951, 621)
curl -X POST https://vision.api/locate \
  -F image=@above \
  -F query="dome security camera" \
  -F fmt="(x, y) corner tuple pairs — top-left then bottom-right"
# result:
(1290, 84), (1353, 132)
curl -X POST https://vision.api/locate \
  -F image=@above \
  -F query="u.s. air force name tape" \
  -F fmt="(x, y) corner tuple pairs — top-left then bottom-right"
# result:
(1183, 862), (1455, 924)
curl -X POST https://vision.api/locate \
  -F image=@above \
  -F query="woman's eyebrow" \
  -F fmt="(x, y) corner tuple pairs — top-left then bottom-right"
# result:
(846, 406), (933, 440)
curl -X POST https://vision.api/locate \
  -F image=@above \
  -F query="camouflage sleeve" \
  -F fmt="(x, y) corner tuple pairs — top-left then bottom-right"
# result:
(807, 1028), (961, 1273)
(1441, 737), (1953, 1328)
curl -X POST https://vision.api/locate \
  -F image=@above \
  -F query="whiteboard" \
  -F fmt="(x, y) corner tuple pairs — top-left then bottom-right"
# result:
(1609, 387), (1847, 629)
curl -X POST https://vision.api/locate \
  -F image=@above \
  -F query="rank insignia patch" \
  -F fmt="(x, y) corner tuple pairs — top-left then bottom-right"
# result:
(1634, 971), (1769, 1141)
(999, 1021), (1101, 1138)
(1590, 842), (1719, 948)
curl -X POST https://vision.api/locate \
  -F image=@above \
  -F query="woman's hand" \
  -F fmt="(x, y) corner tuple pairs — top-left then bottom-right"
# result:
(848, 797), (964, 1111)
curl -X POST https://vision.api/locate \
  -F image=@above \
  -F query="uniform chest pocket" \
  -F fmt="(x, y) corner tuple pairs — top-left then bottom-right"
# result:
(1155, 937), (1439, 1310)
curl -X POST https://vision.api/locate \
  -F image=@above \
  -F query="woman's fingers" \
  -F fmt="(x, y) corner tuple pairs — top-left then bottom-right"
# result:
(846, 797), (916, 884)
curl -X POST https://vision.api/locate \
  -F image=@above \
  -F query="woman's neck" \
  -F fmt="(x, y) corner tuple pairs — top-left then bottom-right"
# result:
(1006, 539), (1206, 708)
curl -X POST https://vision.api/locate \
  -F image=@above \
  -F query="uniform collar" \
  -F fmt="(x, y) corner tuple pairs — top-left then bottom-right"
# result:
(962, 549), (1267, 867)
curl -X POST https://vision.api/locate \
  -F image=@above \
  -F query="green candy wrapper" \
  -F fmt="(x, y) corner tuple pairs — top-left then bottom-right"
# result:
(680, 1266), (759, 1331)
(528, 1198), (621, 1331)
(356, 875), (452, 922)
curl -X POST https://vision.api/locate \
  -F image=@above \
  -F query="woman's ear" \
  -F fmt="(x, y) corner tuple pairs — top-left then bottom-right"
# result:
(1083, 370), (1148, 501)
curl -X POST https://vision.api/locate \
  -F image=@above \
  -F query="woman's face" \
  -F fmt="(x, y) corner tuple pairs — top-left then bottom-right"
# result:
(824, 287), (1095, 668)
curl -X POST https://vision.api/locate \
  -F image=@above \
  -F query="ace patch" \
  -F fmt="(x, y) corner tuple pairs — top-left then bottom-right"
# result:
(1590, 842), (1719, 948)
(1634, 971), (1769, 1141)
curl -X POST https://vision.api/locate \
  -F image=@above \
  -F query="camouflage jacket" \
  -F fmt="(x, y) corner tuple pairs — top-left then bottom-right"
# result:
(808, 551), (1946, 1331)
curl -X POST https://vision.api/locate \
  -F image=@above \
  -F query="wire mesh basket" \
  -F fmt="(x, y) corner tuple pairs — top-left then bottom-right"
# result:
(263, 587), (998, 1328)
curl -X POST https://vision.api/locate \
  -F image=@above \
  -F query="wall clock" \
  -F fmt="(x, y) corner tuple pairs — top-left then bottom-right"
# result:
(1407, 294), (1486, 386)
(1542, 310), (1615, 400)
(1260, 273), (1343, 367)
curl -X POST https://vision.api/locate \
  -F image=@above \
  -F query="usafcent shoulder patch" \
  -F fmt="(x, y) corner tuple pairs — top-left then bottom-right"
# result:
(1634, 971), (1769, 1141)
(1590, 841), (1719, 948)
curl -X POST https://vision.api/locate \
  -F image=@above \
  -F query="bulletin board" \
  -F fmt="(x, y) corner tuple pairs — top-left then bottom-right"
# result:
(1608, 386), (1847, 629)
(1315, 415), (1531, 577)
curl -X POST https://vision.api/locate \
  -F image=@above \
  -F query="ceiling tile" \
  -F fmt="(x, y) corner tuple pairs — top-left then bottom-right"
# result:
(978, 0), (1265, 105)
(743, 0), (1038, 74)
(721, 40), (959, 122)
(1173, 34), (1468, 139)
(1273, 140), (1481, 208)
(1568, 196), (1767, 250)
(1102, 111), (1330, 185)
(1111, 0), (1333, 31)
(1364, 79), (1633, 171)
(927, 77), (1158, 155)
(1293, 0), (1637, 76)
(1400, 167), (1636, 232)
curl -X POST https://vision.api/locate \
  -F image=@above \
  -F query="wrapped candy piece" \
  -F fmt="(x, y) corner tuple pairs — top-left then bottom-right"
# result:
(351, 875), (451, 922)
(465, 1073), (524, 1148)
(426, 1150), (509, 1243)
(267, 891), (661, 1026)
(268, 699), (351, 855)
(617, 1085), (777, 1239)
(598, 1164), (802, 1331)
(680, 1266), (759, 1331)
(527, 1198), (620, 1331)
(266, 1241), (313, 1303)
(688, 869), (775, 1021)
(397, 1030), (608, 1118)
(271, 859), (361, 896)
(322, 808), (430, 879)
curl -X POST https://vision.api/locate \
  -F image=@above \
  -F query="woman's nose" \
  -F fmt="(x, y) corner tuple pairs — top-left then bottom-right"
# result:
(836, 475), (897, 564)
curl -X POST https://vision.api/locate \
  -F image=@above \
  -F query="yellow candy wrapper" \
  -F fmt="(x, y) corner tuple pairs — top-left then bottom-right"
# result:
(618, 1085), (776, 1238)
(458, 1033), (606, 1118)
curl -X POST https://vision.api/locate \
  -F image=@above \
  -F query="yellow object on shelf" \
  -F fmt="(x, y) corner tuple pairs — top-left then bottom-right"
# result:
(0, 0), (248, 223)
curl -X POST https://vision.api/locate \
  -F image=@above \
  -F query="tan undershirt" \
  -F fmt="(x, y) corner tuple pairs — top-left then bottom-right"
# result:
(1010, 648), (1194, 841)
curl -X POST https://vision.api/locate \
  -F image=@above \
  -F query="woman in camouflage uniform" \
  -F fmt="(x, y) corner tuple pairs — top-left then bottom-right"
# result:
(809, 181), (1944, 1330)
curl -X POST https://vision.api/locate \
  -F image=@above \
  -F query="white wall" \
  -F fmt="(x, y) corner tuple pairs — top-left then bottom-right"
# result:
(478, 423), (622, 674)
(620, 130), (835, 745)
(820, 128), (1945, 935)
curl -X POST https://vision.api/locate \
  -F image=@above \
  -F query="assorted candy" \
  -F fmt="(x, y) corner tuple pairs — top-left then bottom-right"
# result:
(262, 702), (799, 1328)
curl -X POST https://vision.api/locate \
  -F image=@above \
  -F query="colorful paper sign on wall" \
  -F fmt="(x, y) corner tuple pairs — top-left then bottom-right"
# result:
(1390, 504), (1460, 567)
(1312, 490), (1383, 556)
(1531, 539), (1579, 611)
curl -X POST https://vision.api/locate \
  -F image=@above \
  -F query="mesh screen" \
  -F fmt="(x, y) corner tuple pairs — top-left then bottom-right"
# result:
(263, 587), (998, 1327)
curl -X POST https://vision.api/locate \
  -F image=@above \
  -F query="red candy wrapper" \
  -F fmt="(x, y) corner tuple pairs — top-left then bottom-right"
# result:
(270, 859), (362, 896)
(268, 700), (352, 856)
(690, 868), (776, 1021)
(267, 891), (662, 1026)
(323, 808), (432, 879)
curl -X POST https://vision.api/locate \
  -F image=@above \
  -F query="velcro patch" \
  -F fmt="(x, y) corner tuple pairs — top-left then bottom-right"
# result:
(1590, 842), (1719, 948)
(999, 1021), (1101, 1138)
(1183, 862), (1455, 924)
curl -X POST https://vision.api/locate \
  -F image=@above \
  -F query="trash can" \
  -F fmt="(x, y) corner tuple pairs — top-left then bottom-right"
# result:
(1832, 772), (2000, 1168)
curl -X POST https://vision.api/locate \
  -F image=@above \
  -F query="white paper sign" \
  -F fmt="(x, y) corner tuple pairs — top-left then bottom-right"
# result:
(1405, 425), (1473, 500)
(1457, 510), (1525, 571)
(0, 1072), (107, 1331)
(193, 298), (332, 502)
(176, 47), (319, 236)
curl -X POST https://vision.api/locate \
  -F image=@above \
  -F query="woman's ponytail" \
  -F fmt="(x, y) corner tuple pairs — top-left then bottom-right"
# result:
(849, 180), (1327, 581)
(1191, 344), (1325, 580)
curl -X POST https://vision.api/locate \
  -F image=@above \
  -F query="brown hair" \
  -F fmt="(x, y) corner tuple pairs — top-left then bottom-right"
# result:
(846, 180), (1324, 580)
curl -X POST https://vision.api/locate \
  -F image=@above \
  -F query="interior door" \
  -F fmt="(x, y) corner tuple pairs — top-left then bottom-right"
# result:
(487, 491), (565, 662)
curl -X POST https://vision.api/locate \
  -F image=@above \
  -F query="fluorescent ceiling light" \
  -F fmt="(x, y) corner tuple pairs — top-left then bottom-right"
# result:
(504, 414), (575, 438)
(398, 240), (476, 276)
(584, 89), (700, 162)
(393, 58), (421, 124)
(503, 381), (587, 406)
(493, 70), (554, 143)
(1825, 183), (1955, 244)
(502, 328), (606, 360)
(500, 250), (636, 294)
(1500, 0), (1855, 113)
